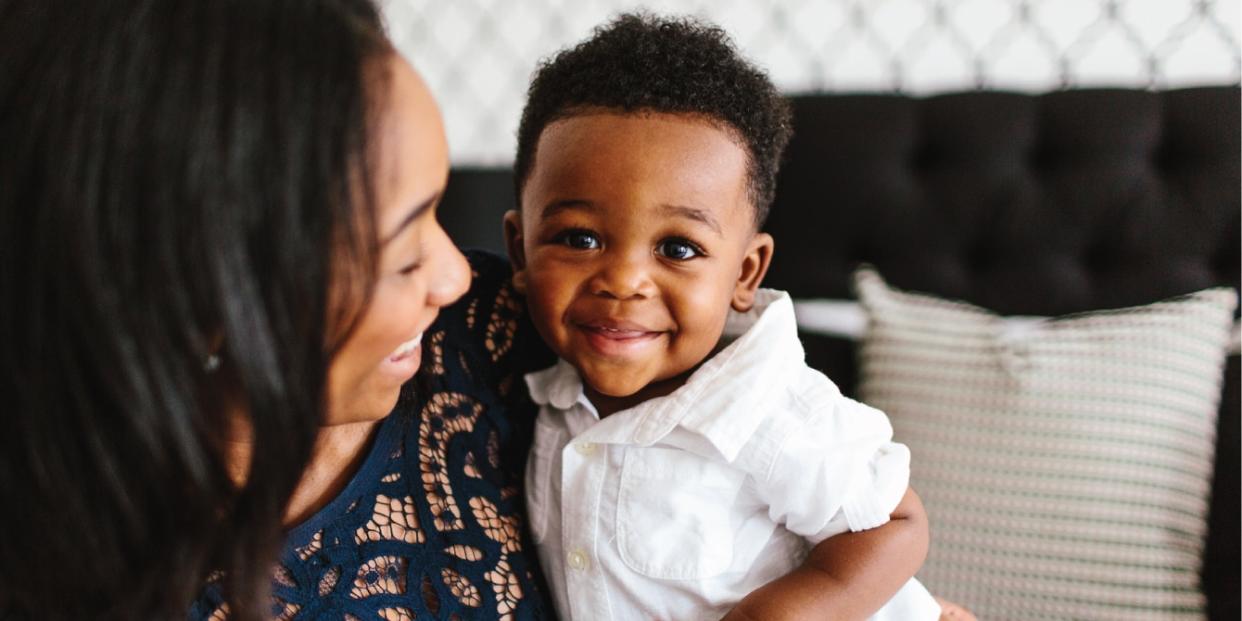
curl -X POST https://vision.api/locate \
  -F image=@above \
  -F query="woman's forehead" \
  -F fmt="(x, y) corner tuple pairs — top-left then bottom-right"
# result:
(373, 54), (449, 238)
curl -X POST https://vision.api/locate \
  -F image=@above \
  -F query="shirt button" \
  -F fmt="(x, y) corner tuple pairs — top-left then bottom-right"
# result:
(567, 549), (590, 571)
(574, 442), (597, 456)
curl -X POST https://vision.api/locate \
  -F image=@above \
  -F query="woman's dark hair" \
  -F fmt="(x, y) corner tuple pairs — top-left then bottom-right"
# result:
(514, 12), (792, 227)
(0, 1), (390, 619)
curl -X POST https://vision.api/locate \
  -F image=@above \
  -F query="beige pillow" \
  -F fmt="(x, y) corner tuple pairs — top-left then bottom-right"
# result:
(854, 267), (1236, 620)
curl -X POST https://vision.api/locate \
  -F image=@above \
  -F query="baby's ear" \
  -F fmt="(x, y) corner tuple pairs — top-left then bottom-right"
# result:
(502, 210), (528, 294)
(731, 232), (774, 312)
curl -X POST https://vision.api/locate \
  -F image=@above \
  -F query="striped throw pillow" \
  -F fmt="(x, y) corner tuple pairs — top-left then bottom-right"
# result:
(854, 267), (1237, 621)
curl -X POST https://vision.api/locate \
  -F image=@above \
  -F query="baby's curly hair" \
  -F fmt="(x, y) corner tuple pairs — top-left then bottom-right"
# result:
(514, 12), (792, 227)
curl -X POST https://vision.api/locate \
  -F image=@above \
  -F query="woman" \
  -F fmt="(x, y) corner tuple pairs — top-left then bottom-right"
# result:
(1, 0), (548, 618)
(0, 1), (975, 619)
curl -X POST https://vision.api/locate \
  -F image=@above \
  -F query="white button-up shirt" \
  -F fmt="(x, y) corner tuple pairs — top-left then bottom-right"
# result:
(525, 290), (940, 620)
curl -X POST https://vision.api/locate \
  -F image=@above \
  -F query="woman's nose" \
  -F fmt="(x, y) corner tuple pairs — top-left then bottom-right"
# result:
(426, 225), (470, 308)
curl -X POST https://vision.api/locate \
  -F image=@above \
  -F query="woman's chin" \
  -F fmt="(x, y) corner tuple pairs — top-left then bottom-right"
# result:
(327, 353), (421, 424)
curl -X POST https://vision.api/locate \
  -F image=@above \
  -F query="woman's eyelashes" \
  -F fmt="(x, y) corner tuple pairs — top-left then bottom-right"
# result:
(392, 232), (427, 276)
(398, 241), (426, 275)
(398, 258), (423, 275)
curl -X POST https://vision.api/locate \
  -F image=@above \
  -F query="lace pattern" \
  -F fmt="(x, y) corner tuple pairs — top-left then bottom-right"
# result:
(189, 252), (552, 621)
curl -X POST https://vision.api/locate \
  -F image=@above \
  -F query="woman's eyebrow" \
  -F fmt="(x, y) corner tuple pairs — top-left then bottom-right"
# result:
(382, 192), (440, 245)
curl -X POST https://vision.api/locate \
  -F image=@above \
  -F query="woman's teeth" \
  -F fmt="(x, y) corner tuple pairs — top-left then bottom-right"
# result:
(390, 333), (422, 360)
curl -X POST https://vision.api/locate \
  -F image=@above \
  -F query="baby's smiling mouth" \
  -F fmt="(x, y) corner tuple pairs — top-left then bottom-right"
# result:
(577, 318), (660, 336)
(575, 318), (666, 353)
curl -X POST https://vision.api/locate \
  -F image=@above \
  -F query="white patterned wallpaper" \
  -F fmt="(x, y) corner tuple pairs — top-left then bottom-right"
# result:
(381, 0), (1241, 165)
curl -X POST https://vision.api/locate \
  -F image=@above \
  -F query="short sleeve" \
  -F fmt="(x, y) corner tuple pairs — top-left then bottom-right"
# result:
(757, 391), (911, 545)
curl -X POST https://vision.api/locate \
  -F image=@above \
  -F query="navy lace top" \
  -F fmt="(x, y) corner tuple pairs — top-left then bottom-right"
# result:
(190, 251), (555, 620)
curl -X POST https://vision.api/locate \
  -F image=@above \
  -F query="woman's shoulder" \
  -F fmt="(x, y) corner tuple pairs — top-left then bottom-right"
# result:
(426, 250), (553, 381)
(463, 249), (515, 296)
(187, 250), (557, 620)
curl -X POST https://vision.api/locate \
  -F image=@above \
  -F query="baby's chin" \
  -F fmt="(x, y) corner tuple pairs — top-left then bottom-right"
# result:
(579, 369), (652, 399)
(575, 361), (693, 408)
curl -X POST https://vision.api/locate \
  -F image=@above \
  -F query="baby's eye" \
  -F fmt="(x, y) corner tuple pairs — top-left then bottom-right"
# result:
(656, 238), (702, 260)
(554, 229), (600, 250)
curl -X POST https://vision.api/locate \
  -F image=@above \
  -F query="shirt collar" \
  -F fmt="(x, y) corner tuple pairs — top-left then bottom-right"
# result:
(639, 289), (803, 459)
(525, 358), (591, 412)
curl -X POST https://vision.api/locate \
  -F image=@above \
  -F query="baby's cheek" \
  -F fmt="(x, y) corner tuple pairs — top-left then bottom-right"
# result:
(524, 293), (575, 358)
(530, 297), (564, 335)
(662, 338), (711, 379)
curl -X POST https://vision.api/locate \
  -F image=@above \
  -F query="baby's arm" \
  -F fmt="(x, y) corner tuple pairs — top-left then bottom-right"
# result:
(721, 486), (929, 621)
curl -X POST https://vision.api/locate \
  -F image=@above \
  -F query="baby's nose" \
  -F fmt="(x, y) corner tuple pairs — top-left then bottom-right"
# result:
(590, 252), (656, 300)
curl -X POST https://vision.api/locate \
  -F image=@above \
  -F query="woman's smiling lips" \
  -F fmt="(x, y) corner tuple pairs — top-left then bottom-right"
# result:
(575, 318), (665, 357)
(380, 331), (425, 381)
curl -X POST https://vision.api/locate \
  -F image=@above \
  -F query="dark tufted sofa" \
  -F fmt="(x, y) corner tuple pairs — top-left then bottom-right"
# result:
(438, 86), (1240, 619)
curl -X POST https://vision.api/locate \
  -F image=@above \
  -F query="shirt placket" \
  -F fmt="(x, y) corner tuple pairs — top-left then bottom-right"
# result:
(560, 407), (614, 620)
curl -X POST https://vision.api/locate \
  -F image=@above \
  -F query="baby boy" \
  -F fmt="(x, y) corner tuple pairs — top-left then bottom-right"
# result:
(505, 13), (941, 621)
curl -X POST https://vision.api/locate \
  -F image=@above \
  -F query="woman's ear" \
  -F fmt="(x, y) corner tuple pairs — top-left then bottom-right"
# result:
(502, 210), (528, 294)
(731, 232), (774, 312)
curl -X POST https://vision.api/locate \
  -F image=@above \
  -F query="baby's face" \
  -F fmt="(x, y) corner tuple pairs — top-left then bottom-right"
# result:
(508, 111), (770, 404)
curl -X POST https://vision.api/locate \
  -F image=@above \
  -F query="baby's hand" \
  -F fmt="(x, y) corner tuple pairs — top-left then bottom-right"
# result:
(935, 597), (977, 621)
